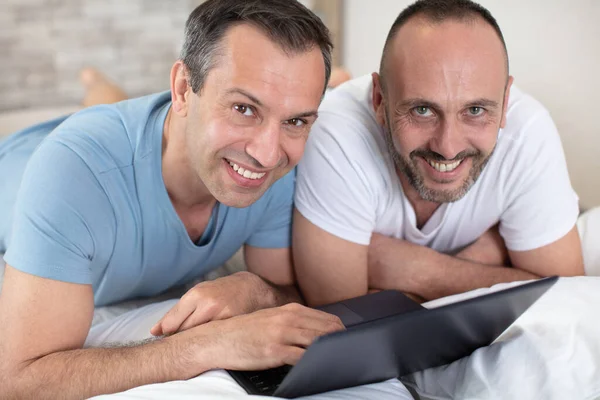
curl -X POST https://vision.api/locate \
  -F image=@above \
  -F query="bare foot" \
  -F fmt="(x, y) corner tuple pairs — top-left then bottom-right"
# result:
(80, 67), (128, 107)
(328, 67), (352, 88)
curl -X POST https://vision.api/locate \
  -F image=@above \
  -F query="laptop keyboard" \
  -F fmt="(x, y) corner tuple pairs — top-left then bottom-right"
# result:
(235, 365), (292, 395)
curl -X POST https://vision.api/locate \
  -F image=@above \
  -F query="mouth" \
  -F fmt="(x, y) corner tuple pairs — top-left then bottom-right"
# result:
(224, 159), (269, 188)
(227, 160), (267, 180)
(418, 156), (470, 183)
(425, 158), (463, 173)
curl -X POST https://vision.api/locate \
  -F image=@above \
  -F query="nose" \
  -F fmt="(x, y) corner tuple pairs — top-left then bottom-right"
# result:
(430, 117), (464, 160)
(245, 121), (281, 169)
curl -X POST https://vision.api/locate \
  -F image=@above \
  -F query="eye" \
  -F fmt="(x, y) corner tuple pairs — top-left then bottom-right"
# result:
(468, 106), (484, 116)
(233, 104), (255, 117)
(285, 118), (307, 127)
(413, 106), (433, 117)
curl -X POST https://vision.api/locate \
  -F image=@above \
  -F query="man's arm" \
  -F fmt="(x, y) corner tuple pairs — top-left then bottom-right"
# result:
(293, 209), (369, 307)
(243, 244), (304, 305)
(368, 225), (583, 301)
(151, 245), (304, 336)
(293, 213), (533, 306)
(0, 265), (342, 400)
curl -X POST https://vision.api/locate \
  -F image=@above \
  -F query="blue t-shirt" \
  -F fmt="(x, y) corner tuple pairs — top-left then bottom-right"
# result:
(0, 92), (295, 306)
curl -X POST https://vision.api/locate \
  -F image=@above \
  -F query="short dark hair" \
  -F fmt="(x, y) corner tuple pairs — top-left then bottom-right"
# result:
(380, 0), (508, 83)
(180, 0), (333, 94)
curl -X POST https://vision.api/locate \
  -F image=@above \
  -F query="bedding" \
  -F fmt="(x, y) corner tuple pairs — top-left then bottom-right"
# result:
(84, 276), (600, 400)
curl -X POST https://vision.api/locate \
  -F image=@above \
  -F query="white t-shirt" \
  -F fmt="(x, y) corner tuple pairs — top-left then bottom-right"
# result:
(296, 75), (578, 253)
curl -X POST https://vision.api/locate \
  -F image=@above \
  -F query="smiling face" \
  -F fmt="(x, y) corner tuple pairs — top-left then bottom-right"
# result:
(373, 16), (512, 204)
(180, 24), (326, 208)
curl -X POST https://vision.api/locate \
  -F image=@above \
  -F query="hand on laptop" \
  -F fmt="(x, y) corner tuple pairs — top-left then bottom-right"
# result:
(151, 271), (272, 336)
(196, 302), (344, 371)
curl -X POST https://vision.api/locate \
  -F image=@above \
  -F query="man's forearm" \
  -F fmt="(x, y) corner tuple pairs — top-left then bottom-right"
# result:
(254, 273), (304, 308)
(369, 236), (539, 301)
(410, 245), (539, 299)
(4, 329), (210, 400)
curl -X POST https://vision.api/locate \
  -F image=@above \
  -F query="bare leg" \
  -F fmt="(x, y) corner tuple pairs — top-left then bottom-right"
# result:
(79, 67), (128, 107)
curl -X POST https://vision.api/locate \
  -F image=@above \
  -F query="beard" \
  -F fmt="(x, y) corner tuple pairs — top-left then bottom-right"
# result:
(382, 120), (494, 204)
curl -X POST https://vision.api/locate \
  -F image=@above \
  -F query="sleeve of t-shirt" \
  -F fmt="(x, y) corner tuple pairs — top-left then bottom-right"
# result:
(4, 138), (114, 285)
(499, 109), (579, 251)
(294, 113), (377, 246)
(245, 169), (296, 249)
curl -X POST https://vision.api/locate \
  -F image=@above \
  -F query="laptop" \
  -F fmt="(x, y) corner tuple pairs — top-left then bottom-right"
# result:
(229, 276), (557, 398)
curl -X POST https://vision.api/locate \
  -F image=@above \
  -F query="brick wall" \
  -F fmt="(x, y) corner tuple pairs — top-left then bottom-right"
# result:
(0, 0), (200, 111)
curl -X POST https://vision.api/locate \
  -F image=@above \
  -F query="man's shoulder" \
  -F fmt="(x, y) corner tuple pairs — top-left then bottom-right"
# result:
(310, 75), (387, 166)
(48, 92), (171, 173)
(259, 168), (296, 205)
(217, 170), (296, 247)
(501, 85), (553, 144)
(320, 75), (376, 126)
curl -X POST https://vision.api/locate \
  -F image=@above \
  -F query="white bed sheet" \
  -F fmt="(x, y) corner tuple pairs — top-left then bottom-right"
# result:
(89, 371), (411, 400)
(85, 277), (600, 400)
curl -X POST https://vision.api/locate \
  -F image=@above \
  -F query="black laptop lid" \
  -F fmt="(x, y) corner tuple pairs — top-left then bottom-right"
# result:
(274, 277), (557, 398)
(317, 290), (425, 327)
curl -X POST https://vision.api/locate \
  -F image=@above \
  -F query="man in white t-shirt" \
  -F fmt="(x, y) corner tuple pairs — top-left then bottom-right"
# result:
(293, 0), (584, 306)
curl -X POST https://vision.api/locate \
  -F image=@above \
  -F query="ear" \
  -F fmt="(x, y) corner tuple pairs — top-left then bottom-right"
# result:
(500, 75), (514, 129)
(170, 60), (192, 117)
(371, 72), (386, 127)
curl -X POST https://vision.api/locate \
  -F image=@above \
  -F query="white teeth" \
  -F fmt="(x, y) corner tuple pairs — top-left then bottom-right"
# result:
(228, 161), (266, 180)
(428, 159), (462, 172)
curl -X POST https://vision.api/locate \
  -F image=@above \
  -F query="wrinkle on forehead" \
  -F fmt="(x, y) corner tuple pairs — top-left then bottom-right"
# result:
(222, 25), (323, 107)
(385, 18), (507, 107)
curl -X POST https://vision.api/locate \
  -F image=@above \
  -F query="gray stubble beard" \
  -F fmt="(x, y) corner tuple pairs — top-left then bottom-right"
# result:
(381, 118), (494, 204)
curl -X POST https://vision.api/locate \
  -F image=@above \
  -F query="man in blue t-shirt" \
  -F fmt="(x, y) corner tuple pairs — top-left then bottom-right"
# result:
(0, 1), (344, 398)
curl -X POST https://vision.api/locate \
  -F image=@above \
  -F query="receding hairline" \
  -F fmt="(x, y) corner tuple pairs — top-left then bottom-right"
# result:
(380, 14), (509, 87)
(191, 21), (327, 94)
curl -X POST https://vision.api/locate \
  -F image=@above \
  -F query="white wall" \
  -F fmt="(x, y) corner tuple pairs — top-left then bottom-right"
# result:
(343, 0), (600, 208)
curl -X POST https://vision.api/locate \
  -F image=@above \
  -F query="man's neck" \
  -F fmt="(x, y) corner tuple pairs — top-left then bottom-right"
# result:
(162, 110), (217, 243)
(161, 109), (217, 243)
(162, 108), (216, 209)
(397, 169), (441, 230)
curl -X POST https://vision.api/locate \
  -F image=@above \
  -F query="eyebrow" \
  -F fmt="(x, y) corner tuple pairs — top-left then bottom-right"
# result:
(226, 88), (264, 107)
(397, 98), (501, 111)
(291, 110), (319, 120)
(226, 87), (319, 120)
(465, 98), (501, 109)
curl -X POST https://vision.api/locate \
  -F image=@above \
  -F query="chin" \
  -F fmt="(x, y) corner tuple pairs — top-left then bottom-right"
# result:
(219, 192), (263, 209)
(419, 182), (471, 203)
